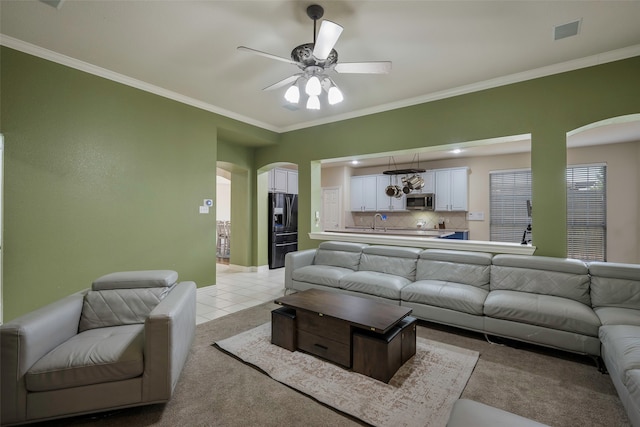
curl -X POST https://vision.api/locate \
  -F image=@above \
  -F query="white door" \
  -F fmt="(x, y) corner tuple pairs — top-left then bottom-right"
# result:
(322, 187), (342, 230)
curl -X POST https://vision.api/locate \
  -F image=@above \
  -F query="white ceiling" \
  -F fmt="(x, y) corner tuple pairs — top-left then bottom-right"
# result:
(2, 0), (640, 139)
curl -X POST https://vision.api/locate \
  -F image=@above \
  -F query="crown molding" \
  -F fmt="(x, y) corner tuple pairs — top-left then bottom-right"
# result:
(2, 34), (639, 135)
(0, 34), (280, 133)
(280, 44), (640, 133)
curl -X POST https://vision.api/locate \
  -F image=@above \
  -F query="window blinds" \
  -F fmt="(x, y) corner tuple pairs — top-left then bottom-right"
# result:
(566, 164), (607, 261)
(489, 169), (532, 243)
(489, 165), (606, 261)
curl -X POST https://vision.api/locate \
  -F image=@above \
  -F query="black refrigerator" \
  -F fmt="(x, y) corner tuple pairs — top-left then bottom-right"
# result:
(268, 193), (298, 269)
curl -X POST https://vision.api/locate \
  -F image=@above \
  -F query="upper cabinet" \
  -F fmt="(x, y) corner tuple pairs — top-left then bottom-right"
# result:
(376, 175), (405, 211)
(435, 167), (468, 211)
(269, 168), (298, 194)
(412, 170), (434, 194)
(350, 175), (378, 211)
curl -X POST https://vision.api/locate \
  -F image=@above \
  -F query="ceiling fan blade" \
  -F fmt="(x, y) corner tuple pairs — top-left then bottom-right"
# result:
(334, 61), (392, 74)
(237, 46), (300, 66)
(312, 20), (343, 60)
(263, 74), (303, 91)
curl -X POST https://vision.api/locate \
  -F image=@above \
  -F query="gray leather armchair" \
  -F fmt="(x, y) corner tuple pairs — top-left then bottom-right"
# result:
(1, 270), (196, 426)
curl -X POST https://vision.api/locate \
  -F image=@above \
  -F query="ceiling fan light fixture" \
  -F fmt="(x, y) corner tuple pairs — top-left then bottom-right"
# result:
(306, 95), (321, 110)
(328, 86), (343, 105)
(284, 84), (300, 103)
(305, 75), (322, 96)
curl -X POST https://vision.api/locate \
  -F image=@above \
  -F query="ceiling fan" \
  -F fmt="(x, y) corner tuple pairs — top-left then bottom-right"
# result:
(237, 4), (391, 110)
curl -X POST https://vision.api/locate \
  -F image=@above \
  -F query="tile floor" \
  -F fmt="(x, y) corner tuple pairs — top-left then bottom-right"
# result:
(196, 264), (285, 325)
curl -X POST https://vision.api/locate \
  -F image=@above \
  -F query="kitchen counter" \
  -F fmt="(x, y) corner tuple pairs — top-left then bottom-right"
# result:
(326, 227), (457, 238)
(309, 230), (536, 256)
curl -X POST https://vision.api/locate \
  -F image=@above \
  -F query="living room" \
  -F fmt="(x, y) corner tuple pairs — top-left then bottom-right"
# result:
(1, 1), (640, 426)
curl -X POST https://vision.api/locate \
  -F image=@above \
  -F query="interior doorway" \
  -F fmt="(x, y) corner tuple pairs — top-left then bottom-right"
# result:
(216, 172), (231, 264)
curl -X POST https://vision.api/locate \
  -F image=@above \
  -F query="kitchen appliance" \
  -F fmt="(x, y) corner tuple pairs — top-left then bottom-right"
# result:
(268, 192), (298, 269)
(405, 193), (435, 211)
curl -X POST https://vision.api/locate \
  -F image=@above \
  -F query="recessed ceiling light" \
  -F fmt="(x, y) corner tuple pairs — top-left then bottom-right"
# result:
(451, 149), (462, 154)
(351, 160), (360, 165)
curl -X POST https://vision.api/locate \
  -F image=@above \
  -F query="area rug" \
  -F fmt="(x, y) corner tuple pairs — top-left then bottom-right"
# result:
(215, 322), (479, 427)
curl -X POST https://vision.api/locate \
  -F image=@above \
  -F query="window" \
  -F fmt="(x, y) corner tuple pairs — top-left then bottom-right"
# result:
(566, 164), (606, 261)
(490, 165), (607, 261)
(489, 169), (532, 244)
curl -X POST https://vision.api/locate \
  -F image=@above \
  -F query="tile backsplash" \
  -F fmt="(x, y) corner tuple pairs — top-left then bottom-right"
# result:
(347, 211), (468, 230)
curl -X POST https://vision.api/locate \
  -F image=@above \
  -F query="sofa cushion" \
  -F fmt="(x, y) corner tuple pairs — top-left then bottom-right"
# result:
(358, 246), (422, 281)
(292, 265), (353, 289)
(313, 241), (368, 270)
(490, 255), (590, 305)
(401, 280), (488, 315)
(79, 287), (172, 332)
(92, 270), (178, 291)
(594, 307), (640, 326)
(416, 249), (492, 290)
(600, 325), (640, 385)
(340, 271), (412, 299)
(589, 261), (640, 310)
(447, 399), (550, 427)
(25, 324), (144, 392)
(484, 290), (600, 336)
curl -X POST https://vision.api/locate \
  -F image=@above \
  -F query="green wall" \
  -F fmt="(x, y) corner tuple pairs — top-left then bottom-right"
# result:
(0, 47), (274, 320)
(2, 44), (639, 321)
(258, 56), (640, 256)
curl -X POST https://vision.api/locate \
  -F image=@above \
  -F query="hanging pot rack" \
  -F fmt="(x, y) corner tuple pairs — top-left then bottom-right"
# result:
(382, 154), (425, 175)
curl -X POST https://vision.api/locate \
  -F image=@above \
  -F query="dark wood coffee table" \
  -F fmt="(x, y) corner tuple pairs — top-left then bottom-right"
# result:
(272, 289), (416, 383)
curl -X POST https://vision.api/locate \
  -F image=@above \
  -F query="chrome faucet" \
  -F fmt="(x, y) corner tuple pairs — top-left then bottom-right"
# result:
(372, 213), (386, 231)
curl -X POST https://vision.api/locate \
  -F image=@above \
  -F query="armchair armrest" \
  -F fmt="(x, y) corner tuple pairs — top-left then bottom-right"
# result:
(142, 281), (196, 402)
(285, 248), (317, 290)
(1, 291), (85, 425)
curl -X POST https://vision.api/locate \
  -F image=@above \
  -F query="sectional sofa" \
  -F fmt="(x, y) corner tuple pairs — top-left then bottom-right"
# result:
(284, 241), (640, 426)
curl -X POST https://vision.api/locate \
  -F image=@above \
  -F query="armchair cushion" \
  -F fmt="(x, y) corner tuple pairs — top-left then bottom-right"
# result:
(25, 324), (144, 392)
(79, 287), (173, 332)
(92, 270), (178, 290)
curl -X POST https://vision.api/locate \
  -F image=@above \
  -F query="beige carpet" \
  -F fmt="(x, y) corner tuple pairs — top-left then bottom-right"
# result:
(215, 322), (479, 427)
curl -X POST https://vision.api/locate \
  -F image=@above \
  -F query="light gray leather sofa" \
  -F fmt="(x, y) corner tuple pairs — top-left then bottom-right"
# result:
(285, 241), (640, 426)
(1, 270), (196, 426)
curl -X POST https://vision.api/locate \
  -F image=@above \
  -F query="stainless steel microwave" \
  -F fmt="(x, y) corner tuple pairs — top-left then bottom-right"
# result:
(406, 193), (435, 211)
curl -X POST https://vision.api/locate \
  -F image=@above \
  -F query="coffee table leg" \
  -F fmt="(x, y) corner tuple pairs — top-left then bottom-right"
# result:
(271, 307), (297, 351)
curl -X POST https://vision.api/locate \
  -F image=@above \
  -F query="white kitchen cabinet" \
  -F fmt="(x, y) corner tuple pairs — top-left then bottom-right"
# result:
(416, 170), (434, 194)
(350, 175), (378, 211)
(287, 170), (298, 195)
(376, 175), (405, 211)
(435, 167), (468, 211)
(268, 168), (298, 194)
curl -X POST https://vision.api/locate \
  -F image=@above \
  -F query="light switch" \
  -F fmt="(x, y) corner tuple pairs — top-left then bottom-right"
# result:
(467, 212), (484, 221)
(199, 206), (209, 214)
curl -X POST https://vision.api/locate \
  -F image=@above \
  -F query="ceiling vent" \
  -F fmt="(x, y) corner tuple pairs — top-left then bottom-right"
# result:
(554, 19), (582, 41)
(39, 0), (64, 9)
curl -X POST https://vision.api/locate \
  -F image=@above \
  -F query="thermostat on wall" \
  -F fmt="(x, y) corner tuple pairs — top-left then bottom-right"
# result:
(204, 199), (213, 207)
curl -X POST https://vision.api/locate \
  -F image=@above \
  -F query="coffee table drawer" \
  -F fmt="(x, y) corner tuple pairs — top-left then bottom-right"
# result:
(298, 330), (351, 367)
(296, 310), (351, 345)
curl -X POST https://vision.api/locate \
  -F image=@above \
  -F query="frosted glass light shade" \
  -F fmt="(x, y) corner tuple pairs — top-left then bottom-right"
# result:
(328, 86), (344, 105)
(306, 95), (320, 110)
(305, 76), (322, 96)
(284, 85), (300, 103)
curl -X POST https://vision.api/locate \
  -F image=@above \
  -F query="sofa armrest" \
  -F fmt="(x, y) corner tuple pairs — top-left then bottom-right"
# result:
(1, 291), (85, 425)
(142, 281), (196, 402)
(285, 249), (317, 290)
